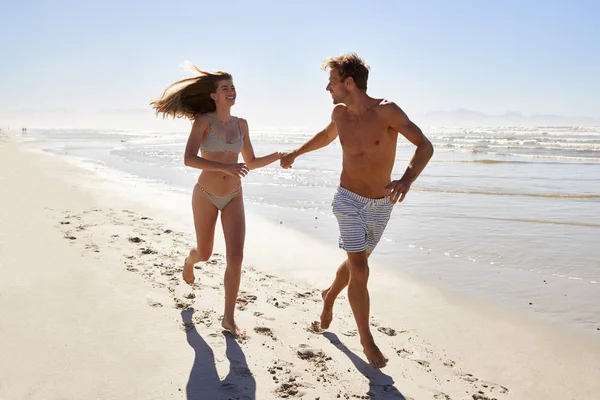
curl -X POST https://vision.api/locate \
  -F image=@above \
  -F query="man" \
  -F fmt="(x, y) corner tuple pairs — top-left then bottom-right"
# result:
(280, 53), (433, 368)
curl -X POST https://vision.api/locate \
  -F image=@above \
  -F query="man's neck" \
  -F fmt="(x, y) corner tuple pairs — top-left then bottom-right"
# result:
(344, 92), (377, 117)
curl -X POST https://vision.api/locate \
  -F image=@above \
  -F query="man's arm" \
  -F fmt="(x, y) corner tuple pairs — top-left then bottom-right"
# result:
(384, 103), (434, 203)
(280, 106), (341, 168)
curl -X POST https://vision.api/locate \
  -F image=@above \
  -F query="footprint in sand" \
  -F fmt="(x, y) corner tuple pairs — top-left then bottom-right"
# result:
(253, 326), (277, 340)
(174, 298), (192, 310)
(236, 293), (257, 311)
(458, 372), (479, 383)
(396, 348), (413, 358)
(433, 392), (451, 400)
(267, 297), (289, 309)
(85, 243), (100, 252)
(268, 360), (300, 394)
(377, 326), (397, 336)
(296, 344), (333, 375)
(295, 290), (320, 302)
(443, 359), (456, 368)
(253, 312), (275, 321)
(161, 268), (176, 276)
(147, 300), (163, 308)
(472, 395), (497, 400)
(296, 345), (326, 360)
(413, 360), (430, 368)
(193, 309), (216, 327)
(275, 381), (304, 398)
(478, 381), (509, 395)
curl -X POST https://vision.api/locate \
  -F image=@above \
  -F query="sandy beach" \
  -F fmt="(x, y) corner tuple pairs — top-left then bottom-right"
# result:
(1, 133), (600, 400)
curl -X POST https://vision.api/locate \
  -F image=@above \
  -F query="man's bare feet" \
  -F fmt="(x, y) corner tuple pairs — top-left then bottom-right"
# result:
(221, 318), (246, 339)
(320, 288), (333, 329)
(362, 341), (388, 369)
(183, 257), (195, 285)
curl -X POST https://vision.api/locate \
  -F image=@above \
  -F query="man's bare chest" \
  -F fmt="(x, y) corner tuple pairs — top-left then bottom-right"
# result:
(337, 122), (392, 155)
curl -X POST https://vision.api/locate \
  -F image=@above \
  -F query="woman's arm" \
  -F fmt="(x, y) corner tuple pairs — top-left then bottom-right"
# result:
(239, 118), (282, 170)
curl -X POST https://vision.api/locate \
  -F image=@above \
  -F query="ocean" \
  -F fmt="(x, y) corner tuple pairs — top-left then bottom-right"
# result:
(16, 124), (600, 332)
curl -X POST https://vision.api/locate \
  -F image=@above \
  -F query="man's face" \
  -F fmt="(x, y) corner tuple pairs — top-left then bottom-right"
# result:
(326, 69), (349, 105)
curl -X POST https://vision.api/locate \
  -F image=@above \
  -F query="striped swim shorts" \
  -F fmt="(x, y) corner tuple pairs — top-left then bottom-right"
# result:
(331, 186), (394, 254)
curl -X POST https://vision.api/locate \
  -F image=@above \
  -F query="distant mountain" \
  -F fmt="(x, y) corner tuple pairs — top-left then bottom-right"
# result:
(419, 109), (600, 127)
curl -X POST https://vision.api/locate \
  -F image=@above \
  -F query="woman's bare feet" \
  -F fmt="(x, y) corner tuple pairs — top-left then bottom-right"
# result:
(320, 288), (334, 330)
(362, 341), (388, 369)
(221, 318), (246, 339)
(183, 257), (195, 285)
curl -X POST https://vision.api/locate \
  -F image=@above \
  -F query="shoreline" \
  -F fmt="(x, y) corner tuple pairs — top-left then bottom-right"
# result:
(2, 136), (600, 399)
(15, 126), (600, 335)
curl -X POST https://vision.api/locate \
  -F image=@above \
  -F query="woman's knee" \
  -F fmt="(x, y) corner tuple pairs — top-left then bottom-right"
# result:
(193, 247), (212, 262)
(226, 253), (244, 268)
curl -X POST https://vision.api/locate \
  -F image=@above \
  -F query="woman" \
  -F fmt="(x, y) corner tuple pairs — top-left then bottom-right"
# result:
(151, 64), (281, 336)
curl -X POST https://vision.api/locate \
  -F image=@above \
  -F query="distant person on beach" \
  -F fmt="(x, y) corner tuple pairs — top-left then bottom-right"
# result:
(151, 63), (282, 337)
(280, 53), (434, 368)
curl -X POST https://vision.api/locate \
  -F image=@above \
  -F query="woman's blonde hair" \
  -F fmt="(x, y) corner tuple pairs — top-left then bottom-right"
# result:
(151, 62), (232, 120)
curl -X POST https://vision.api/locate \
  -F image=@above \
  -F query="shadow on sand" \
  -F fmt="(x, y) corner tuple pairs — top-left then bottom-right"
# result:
(182, 308), (256, 400)
(323, 332), (405, 399)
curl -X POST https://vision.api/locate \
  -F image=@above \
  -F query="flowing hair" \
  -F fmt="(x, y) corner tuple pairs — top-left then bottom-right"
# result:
(150, 62), (232, 120)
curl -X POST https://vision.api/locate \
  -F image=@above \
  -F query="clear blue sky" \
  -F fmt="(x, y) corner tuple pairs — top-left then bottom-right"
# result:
(1, 0), (598, 129)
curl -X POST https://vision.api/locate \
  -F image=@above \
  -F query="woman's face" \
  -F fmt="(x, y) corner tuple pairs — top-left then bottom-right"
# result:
(211, 79), (236, 108)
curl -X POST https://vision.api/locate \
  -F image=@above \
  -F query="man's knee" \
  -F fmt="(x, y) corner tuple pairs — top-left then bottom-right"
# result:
(347, 254), (370, 284)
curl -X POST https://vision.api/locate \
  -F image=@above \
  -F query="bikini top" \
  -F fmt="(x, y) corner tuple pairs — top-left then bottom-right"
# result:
(200, 118), (244, 154)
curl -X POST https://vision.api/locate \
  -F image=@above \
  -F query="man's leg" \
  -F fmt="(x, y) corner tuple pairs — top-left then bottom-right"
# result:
(325, 186), (369, 329)
(320, 260), (348, 329)
(320, 252), (371, 329)
(346, 251), (388, 368)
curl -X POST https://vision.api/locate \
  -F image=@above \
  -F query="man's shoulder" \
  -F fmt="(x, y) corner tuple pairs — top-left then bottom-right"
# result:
(332, 104), (348, 114)
(331, 104), (348, 120)
(376, 99), (408, 122)
(377, 99), (401, 111)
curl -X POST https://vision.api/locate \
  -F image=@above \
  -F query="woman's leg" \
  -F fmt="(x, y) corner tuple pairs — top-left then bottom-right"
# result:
(218, 192), (245, 336)
(183, 184), (219, 285)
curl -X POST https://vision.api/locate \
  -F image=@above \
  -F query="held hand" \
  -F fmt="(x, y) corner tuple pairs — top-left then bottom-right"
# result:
(384, 179), (411, 204)
(222, 163), (249, 178)
(280, 151), (297, 169)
